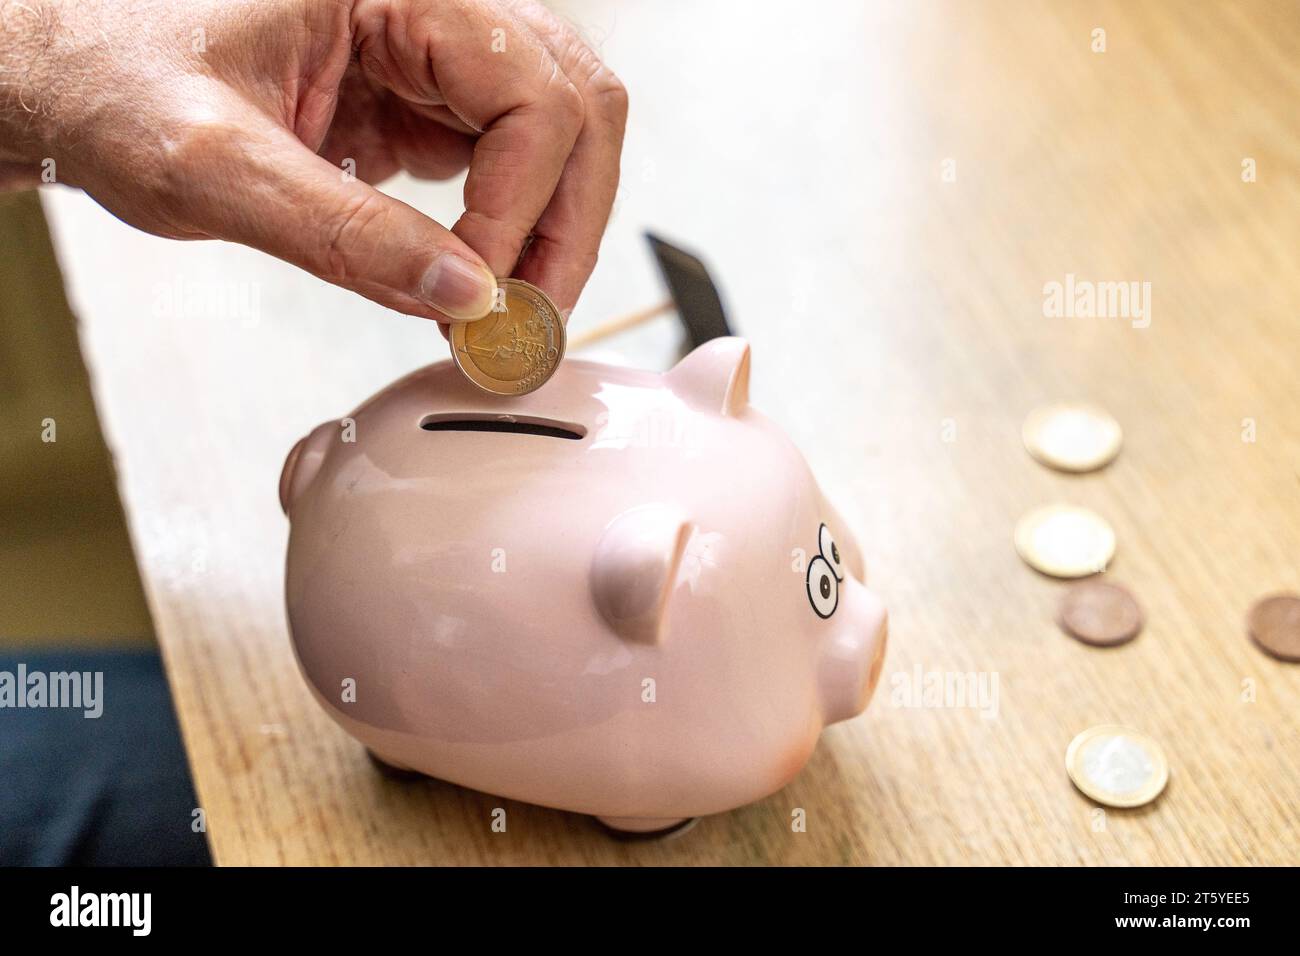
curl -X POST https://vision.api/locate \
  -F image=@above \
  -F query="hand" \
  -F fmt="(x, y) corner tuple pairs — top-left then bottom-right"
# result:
(0, 0), (628, 324)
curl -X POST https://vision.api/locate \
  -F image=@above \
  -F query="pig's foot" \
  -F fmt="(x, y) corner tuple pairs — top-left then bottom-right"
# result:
(365, 748), (426, 781)
(595, 815), (699, 840)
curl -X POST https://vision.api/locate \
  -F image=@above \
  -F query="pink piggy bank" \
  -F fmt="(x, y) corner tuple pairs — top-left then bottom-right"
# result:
(280, 337), (888, 834)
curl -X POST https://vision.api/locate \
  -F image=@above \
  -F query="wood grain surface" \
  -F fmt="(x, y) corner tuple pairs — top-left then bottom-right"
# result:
(48, 0), (1300, 864)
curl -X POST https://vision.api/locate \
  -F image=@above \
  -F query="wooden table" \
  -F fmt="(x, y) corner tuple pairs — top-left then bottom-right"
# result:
(49, 0), (1299, 864)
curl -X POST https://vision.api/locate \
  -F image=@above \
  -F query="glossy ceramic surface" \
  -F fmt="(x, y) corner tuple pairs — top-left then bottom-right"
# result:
(281, 337), (888, 828)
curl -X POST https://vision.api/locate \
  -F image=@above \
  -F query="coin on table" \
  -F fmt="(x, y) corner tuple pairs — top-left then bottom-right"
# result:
(1014, 504), (1116, 578)
(1246, 593), (1300, 663)
(1022, 403), (1122, 473)
(1066, 724), (1169, 808)
(450, 278), (566, 395)
(1058, 580), (1144, 647)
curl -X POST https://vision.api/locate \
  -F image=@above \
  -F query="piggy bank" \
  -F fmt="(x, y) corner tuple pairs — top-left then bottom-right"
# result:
(280, 337), (888, 834)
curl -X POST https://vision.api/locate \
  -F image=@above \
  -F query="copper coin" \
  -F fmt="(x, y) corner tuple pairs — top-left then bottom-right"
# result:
(450, 278), (566, 395)
(1246, 593), (1300, 662)
(1058, 580), (1143, 646)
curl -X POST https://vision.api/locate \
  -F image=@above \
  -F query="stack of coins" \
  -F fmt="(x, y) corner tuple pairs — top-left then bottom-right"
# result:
(450, 278), (567, 396)
(1017, 401), (1297, 811)
(1016, 403), (1171, 806)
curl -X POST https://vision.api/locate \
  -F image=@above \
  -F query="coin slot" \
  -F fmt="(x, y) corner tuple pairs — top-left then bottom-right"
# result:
(419, 414), (585, 441)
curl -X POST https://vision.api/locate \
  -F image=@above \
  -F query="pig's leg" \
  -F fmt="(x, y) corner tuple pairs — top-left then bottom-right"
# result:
(365, 748), (426, 781)
(596, 815), (698, 839)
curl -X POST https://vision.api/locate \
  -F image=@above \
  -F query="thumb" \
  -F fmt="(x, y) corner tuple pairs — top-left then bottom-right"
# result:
(181, 116), (497, 322)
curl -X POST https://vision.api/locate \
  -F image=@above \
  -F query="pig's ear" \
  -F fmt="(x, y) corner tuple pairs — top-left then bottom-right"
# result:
(590, 505), (692, 645)
(279, 421), (336, 516)
(667, 336), (750, 416)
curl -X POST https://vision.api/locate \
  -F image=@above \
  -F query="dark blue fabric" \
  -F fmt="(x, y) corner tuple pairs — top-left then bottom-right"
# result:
(0, 647), (212, 866)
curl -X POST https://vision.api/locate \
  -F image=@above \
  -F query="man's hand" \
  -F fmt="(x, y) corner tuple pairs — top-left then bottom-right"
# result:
(0, 0), (628, 323)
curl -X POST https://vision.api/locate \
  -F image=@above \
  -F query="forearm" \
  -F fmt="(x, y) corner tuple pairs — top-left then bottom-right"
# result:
(0, 0), (168, 191)
(0, 0), (66, 169)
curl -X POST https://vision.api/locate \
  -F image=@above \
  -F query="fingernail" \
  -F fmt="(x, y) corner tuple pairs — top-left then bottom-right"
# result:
(418, 254), (497, 320)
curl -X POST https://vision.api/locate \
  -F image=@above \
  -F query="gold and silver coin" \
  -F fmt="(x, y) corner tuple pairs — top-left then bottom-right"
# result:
(1022, 403), (1122, 473)
(1066, 724), (1169, 808)
(1014, 504), (1116, 578)
(450, 278), (566, 395)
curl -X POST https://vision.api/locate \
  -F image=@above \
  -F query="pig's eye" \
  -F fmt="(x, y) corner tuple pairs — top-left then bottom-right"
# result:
(819, 523), (845, 581)
(807, 556), (839, 619)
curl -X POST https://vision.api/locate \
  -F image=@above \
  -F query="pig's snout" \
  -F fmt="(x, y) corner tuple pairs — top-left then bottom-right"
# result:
(817, 580), (888, 726)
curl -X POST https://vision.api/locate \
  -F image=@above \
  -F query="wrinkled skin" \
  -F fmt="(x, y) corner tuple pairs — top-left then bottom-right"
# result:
(0, 0), (628, 324)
